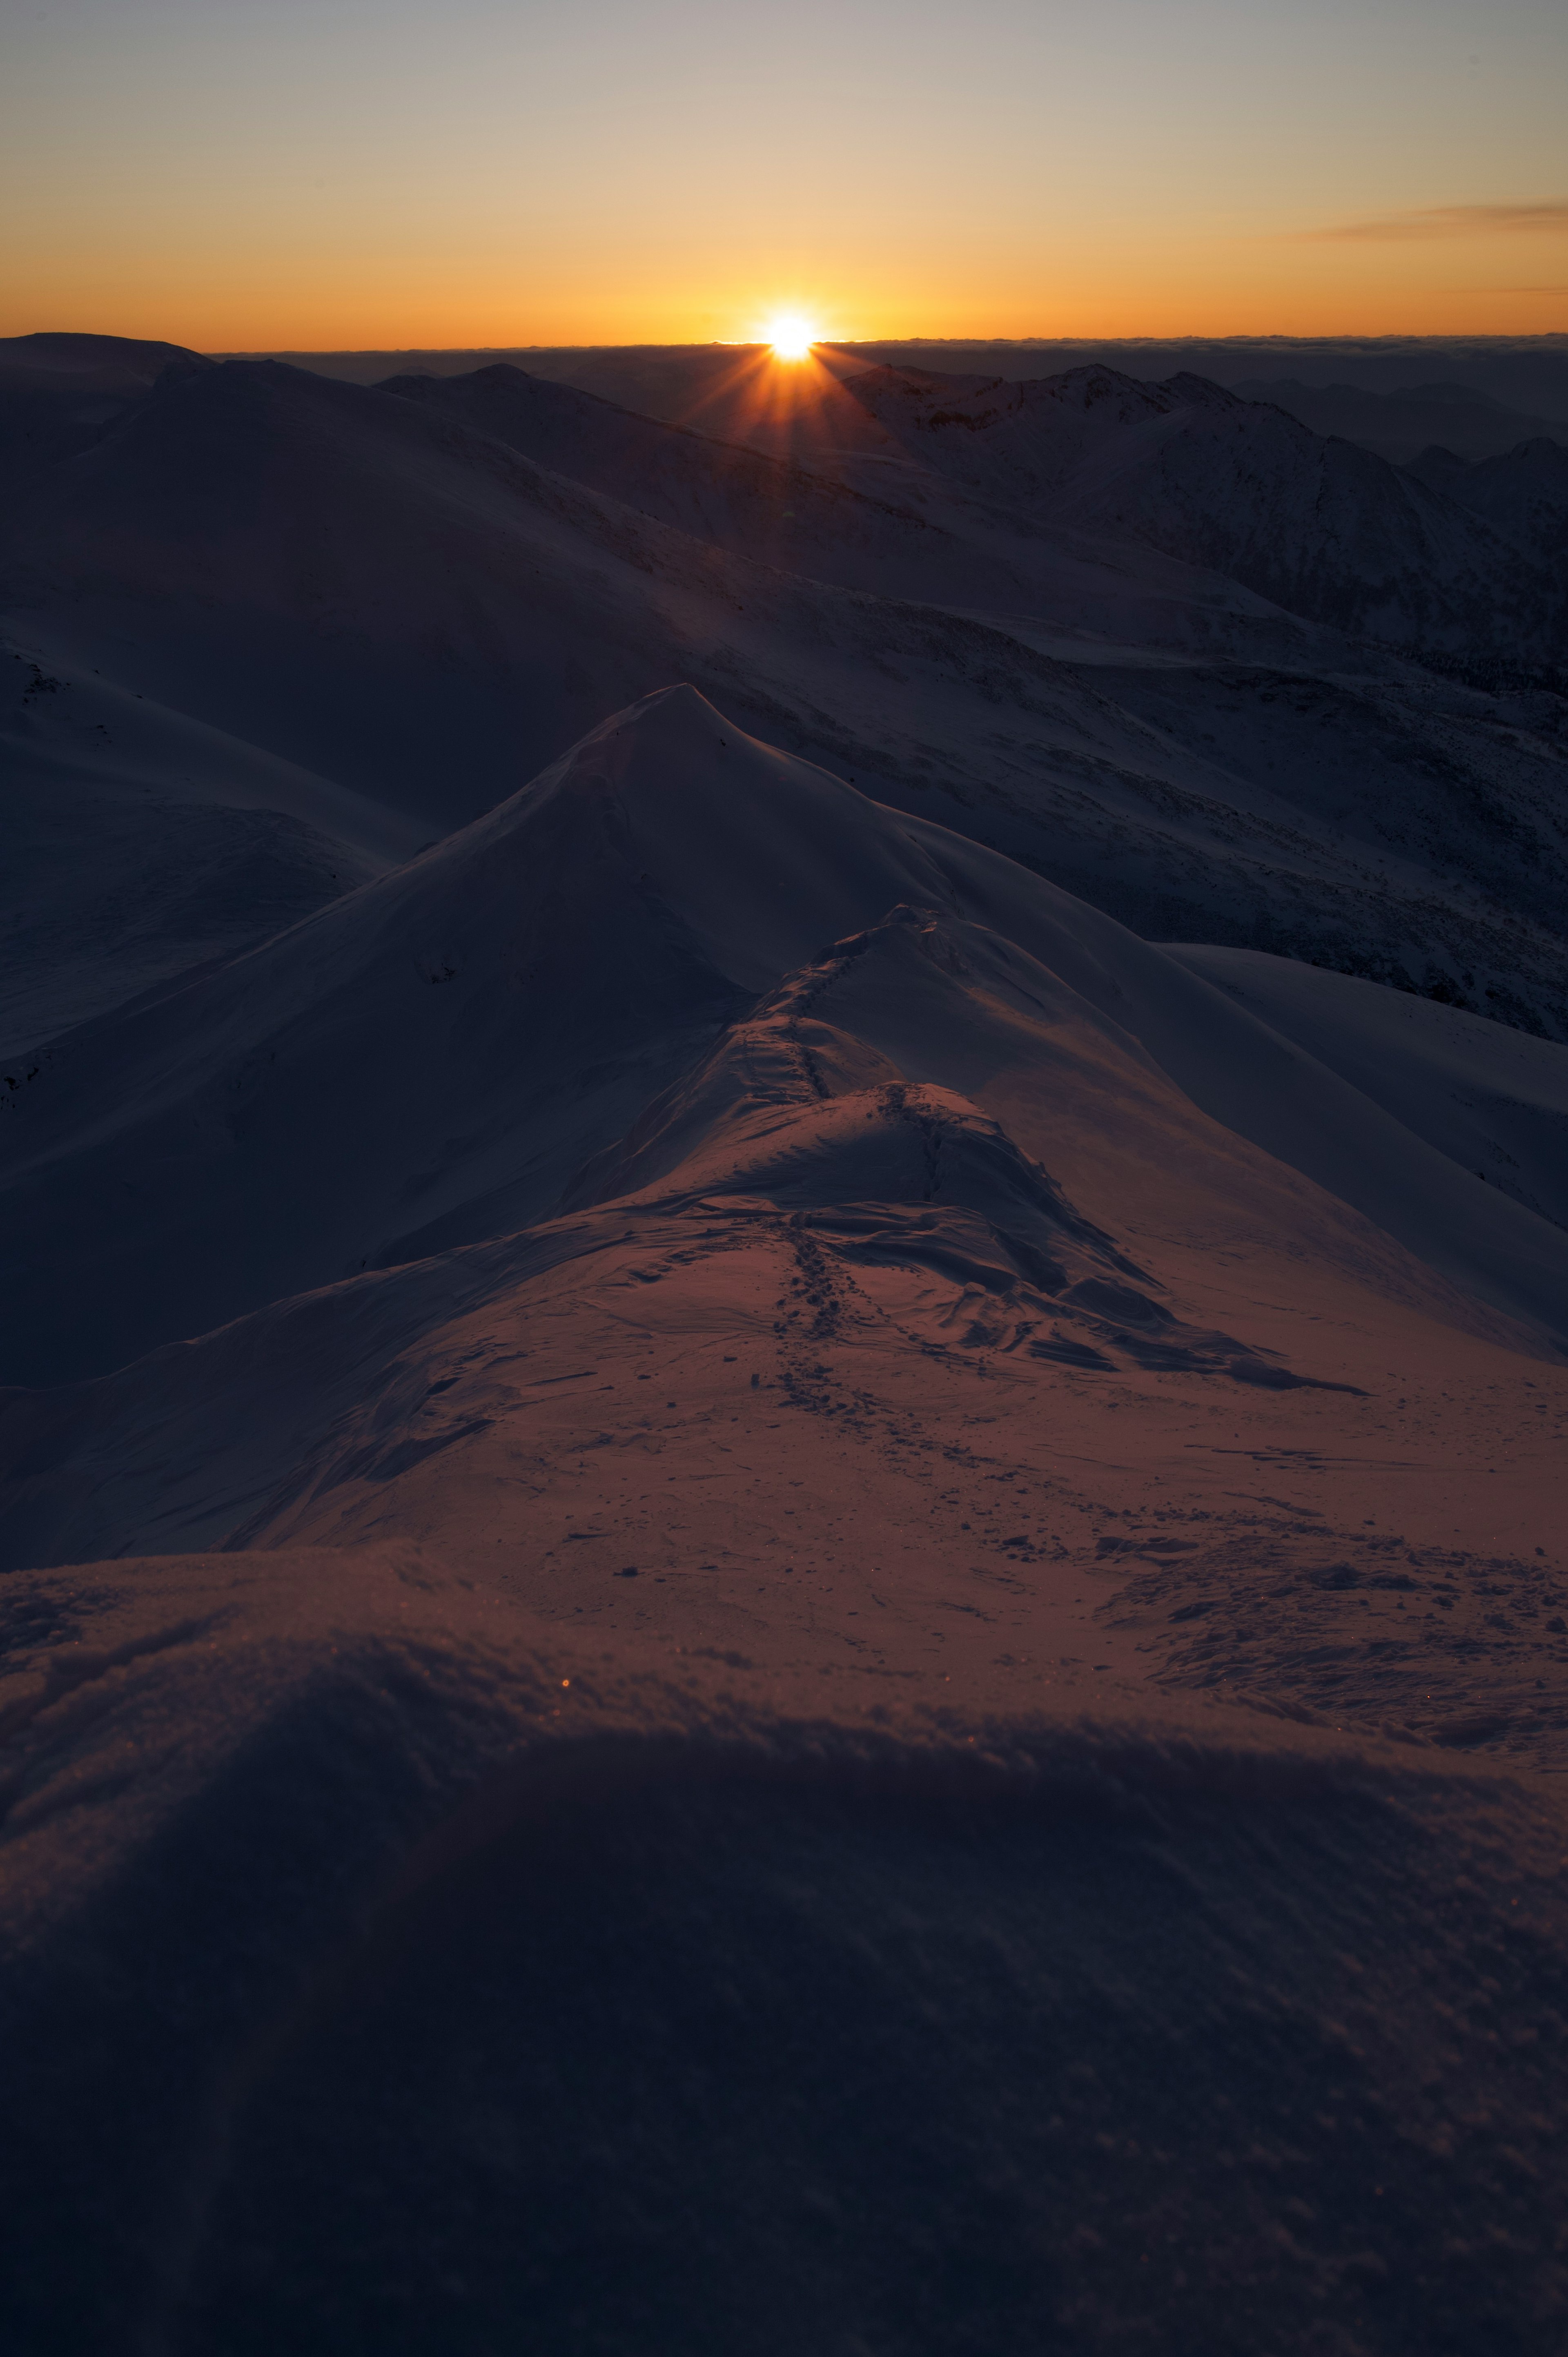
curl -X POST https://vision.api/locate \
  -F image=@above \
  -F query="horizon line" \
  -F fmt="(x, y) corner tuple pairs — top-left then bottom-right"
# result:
(187, 329), (1568, 357)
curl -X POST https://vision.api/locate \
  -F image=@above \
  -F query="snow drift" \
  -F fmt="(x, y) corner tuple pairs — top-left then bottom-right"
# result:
(3, 1547), (1566, 2357)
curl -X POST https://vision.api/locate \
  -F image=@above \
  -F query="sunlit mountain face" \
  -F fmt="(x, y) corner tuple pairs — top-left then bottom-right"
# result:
(3, 324), (1568, 2357)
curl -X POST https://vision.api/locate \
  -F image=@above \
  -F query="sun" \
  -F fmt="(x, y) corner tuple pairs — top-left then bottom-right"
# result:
(765, 313), (817, 361)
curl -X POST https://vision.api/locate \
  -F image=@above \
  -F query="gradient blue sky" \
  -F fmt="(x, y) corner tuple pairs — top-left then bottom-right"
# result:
(3, 0), (1566, 346)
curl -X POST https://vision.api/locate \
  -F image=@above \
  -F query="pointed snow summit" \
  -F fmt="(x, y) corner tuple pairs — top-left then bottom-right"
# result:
(4, 687), (1567, 1391)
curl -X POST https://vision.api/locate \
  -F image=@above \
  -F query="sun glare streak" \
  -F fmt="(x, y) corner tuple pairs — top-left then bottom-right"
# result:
(765, 314), (817, 360)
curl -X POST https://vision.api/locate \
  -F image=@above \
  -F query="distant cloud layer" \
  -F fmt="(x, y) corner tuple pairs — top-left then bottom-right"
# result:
(1301, 201), (1568, 243)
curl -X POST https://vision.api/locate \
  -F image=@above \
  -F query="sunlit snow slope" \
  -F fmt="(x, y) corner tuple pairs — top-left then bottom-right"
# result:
(5, 689), (1565, 1399)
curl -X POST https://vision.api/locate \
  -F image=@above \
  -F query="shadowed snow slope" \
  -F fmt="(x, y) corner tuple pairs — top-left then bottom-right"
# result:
(4, 688), (1567, 1399)
(9, 349), (1568, 1043)
(0, 638), (411, 1057)
(0, 330), (199, 389)
(372, 362), (1365, 662)
(1405, 433), (1568, 570)
(377, 361), (1025, 607)
(4, 1552), (1568, 2357)
(0, 331), (207, 474)
(1169, 944), (1568, 1234)
(844, 363), (1564, 659)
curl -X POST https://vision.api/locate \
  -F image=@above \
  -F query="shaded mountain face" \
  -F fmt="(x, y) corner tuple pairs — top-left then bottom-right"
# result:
(7, 344), (1568, 1058)
(376, 361), (1042, 608)
(372, 358), (1363, 667)
(0, 330), (202, 395)
(1230, 377), (1566, 464)
(257, 339), (906, 457)
(1405, 435), (1568, 565)
(0, 330), (209, 473)
(841, 363), (1565, 661)
(1167, 943), (1568, 1235)
(4, 355), (695, 823)
(0, 640), (403, 1059)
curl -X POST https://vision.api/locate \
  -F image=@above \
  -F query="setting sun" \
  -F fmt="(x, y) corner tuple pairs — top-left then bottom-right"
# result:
(765, 314), (816, 361)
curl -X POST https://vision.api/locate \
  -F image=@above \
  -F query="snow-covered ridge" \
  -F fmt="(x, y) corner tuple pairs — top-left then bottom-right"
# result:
(7, 344), (1567, 1059)
(4, 686), (1564, 1412)
(5, 336), (1568, 2353)
(843, 360), (1566, 660)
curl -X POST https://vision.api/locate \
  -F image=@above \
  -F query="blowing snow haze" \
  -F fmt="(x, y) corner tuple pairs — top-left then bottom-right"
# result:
(4, 325), (1568, 2355)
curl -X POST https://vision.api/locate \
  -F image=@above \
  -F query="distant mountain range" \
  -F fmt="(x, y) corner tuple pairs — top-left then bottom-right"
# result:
(1233, 376), (1568, 464)
(213, 329), (1568, 440)
(836, 337), (1568, 422)
(3, 331), (1566, 1066)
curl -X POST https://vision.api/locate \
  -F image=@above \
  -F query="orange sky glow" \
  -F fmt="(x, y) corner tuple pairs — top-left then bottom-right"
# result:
(2, 0), (1565, 351)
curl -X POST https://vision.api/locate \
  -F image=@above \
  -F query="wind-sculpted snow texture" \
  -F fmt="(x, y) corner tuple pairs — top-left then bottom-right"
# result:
(5, 1563), (1568, 2357)
(3, 337), (1568, 2355)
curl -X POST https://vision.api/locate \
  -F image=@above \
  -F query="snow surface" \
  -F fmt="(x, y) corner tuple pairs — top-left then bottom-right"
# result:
(8, 353), (1568, 1045)
(1168, 943), (1568, 1233)
(7, 1545), (1568, 2353)
(843, 363), (1564, 660)
(4, 337), (1568, 2354)
(6, 687), (1565, 1394)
